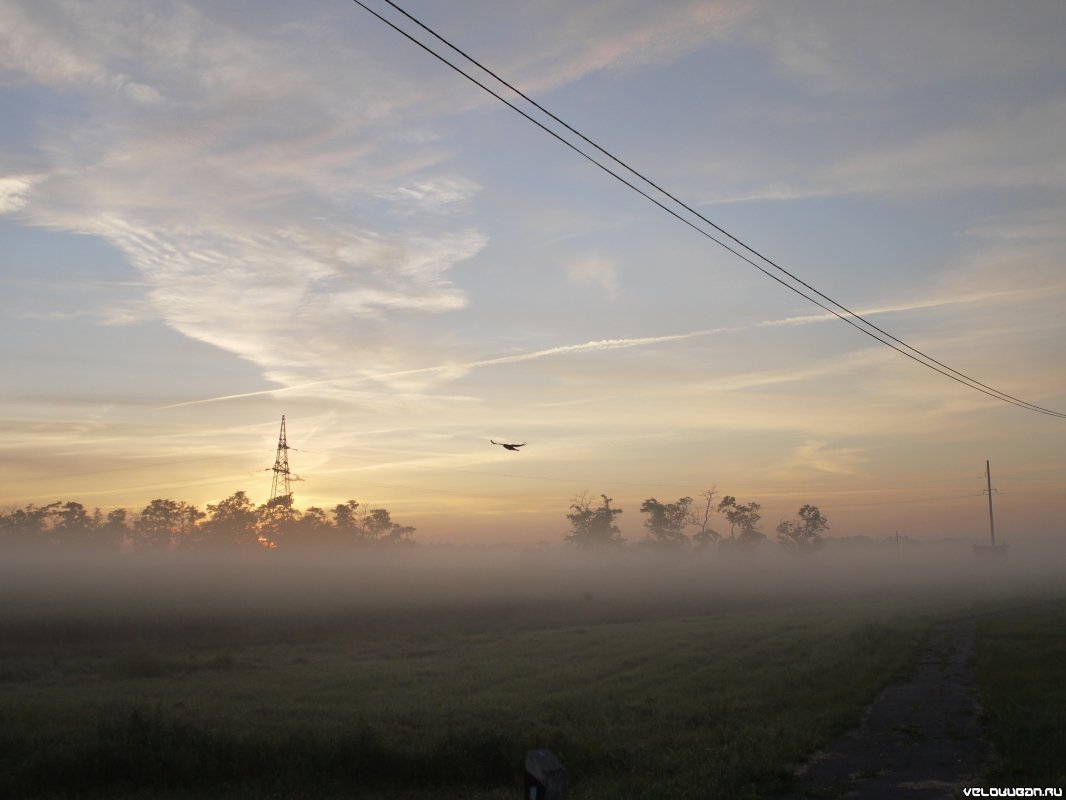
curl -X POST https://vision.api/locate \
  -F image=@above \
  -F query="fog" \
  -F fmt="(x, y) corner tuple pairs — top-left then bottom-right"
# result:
(3, 537), (1064, 634)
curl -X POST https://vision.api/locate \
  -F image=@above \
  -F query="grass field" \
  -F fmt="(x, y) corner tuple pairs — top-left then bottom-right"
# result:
(977, 599), (1066, 788)
(1, 546), (1063, 799)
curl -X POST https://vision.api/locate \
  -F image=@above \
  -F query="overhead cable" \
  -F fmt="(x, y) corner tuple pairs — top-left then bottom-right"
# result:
(351, 0), (1066, 419)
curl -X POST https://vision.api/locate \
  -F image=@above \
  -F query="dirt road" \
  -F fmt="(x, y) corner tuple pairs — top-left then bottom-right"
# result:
(781, 619), (987, 799)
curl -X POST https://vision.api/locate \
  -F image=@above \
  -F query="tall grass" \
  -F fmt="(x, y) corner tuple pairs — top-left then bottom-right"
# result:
(977, 598), (1066, 787)
(4, 553), (1060, 798)
(0, 591), (932, 797)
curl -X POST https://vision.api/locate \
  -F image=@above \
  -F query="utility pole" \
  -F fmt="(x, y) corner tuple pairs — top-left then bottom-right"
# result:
(974, 460), (1005, 558)
(269, 415), (294, 504)
(985, 459), (996, 546)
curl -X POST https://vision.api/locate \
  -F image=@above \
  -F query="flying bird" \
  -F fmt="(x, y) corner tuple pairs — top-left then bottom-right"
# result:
(491, 440), (526, 451)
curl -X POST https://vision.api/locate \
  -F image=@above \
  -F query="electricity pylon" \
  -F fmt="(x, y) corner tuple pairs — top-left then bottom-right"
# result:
(268, 415), (294, 504)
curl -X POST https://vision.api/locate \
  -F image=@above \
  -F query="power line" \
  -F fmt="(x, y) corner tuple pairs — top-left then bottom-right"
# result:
(378, 0), (1062, 419)
(351, 0), (1066, 419)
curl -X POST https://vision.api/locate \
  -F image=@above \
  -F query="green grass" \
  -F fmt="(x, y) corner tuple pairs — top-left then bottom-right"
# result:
(1, 554), (1062, 799)
(977, 598), (1066, 787)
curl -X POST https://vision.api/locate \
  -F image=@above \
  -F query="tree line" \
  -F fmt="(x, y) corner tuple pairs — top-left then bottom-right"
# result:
(0, 492), (415, 552)
(565, 486), (829, 550)
(1, 485), (829, 553)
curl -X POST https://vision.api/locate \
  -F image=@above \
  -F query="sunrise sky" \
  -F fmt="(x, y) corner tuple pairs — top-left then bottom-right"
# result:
(2, 0), (1065, 544)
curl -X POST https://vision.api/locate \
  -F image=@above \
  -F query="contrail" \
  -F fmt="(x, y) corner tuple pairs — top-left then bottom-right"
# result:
(160, 290), (1007, 410)
(763, 288), (1041, 328)
(159, 329), (729, 409)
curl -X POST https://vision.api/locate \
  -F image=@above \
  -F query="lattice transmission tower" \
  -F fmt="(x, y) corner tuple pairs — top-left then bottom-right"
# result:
(268, 415), (295, 504)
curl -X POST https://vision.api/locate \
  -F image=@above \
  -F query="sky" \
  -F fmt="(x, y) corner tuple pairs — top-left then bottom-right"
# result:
(2, 0), (1065, 545)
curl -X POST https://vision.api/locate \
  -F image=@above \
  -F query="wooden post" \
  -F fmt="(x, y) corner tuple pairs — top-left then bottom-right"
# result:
(525, 749), (566, 800)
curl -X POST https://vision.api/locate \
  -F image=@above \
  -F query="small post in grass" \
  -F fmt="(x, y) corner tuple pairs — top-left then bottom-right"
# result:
(525, 749), (566, 800)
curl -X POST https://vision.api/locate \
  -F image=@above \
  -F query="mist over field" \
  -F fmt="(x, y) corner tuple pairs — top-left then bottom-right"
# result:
(3, 537), (1063, 621)
(3, 535), (1064, 799)
(3, 1), (1066, 795)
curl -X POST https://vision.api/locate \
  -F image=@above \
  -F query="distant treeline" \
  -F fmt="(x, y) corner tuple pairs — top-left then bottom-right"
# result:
(0, 492), (414, 552)
(564, 489), (828, 550)
(0, 486), (829, 553)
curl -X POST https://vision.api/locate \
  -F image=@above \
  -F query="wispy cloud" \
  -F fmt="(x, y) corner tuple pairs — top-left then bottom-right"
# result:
(504, 0), (749, 94)
(160, 329), (724, 408)
(0, 1), (163, 102)
(739, 0), (1066, 96)
(826, 98), (1066, 196)
(770, 440), (868, 480)
(565, 255), (620, 299)
(0, 174), (38, 213)
(1, 0), (487, 389)
(693, 94), (1066, 205)
(163, 285), (1008, 409)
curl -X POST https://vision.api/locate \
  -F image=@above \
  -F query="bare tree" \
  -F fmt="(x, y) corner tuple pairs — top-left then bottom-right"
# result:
(688, 485), (721, 545)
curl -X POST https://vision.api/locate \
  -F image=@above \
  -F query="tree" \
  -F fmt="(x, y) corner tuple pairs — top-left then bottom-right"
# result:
(52, 501), (93, 545)
(328, 501), (415, 546)
(565, 493), (624, 547)
(51, 501), (123, 551)
(133, 499), (202, 550)
(257, 495), (299, 548)
(332, 500), (367, 540)
(640, 496), (693, 546)
(717, 495), (764, 543)
(199, 491), (260, 548)
(776, 504), (829, 550)
(290, 505), (334, 547)
(688, 485), (722, 546)
(97, 508), (130, 550)
(364, 508), (416, 544)
(0, 503), (54, 549)
(177, 503), (204, 547)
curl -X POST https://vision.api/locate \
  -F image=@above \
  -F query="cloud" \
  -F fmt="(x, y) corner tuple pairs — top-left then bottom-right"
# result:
(386, 176), (482, 213)
(672, 2), (1066, 205)
(0, 174), (38, 213)
(0, 1), (161, 102)
(771, 440), (868, 479)
(161, 329), (726, 408)
(694, 95), (1066, 204)
(565, 255), (619, 299)
(501, 0), (750, 94)
(1, 0), (487, 389)
(162, 284), (1011, 409)
(7, 0), (1062, 425)
(825, 98), (1066, 196)
(738, 0), (1066, 95)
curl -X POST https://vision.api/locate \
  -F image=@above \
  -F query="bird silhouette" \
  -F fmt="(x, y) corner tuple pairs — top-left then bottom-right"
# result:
(491, 440), (526, 451)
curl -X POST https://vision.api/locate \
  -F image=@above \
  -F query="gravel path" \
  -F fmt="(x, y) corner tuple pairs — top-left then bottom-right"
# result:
(781, 619), (988, 799)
